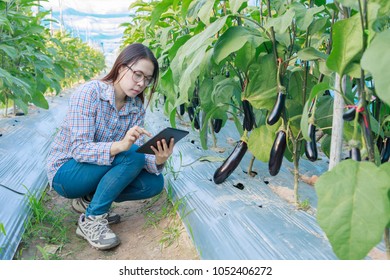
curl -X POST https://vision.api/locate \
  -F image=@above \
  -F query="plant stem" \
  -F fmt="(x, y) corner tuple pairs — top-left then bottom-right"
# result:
(292, 135), (301, 205)
(357, 0), (375, 161)
(248, 155), (256, 177)
(209, 119), (217, 148)
(385, 227), (390, 260)
(266, 0), (278, 65)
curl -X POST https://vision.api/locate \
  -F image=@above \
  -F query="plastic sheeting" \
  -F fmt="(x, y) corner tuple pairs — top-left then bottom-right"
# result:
(0, 92), (70, 260)
(144, 107), (338, 260)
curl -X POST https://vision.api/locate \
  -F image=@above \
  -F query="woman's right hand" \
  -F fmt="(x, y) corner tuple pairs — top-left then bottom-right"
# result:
(111, 126), (151, 156)
(123, 126), (151, 148)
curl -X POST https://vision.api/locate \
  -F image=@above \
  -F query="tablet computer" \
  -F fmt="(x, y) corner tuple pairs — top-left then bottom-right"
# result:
(136, 127), (189, 154)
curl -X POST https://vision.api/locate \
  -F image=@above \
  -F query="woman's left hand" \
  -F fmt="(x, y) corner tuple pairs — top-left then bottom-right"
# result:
(151, 138), (175, 165)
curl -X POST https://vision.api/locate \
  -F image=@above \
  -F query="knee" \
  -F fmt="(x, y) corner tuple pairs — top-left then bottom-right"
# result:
(116, 145), (145, 167)
(148, 174), (165, 198)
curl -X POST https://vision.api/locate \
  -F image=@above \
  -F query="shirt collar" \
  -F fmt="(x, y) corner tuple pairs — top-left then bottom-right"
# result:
(98, 81), (141, 115)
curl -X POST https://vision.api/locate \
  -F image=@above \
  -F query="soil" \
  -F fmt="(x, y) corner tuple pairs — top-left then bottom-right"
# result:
(22, 187), (200, 260)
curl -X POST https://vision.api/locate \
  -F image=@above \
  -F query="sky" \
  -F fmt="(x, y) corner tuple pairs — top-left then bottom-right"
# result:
(39, 0), (258, 63)
(40, 0), (136, 63)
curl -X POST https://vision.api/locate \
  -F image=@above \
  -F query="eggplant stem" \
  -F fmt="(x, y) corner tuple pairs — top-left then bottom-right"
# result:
(248, 155), (256, 177)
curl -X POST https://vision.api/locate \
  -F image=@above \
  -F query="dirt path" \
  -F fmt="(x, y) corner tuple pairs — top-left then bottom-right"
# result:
(19, 187), (200, 260)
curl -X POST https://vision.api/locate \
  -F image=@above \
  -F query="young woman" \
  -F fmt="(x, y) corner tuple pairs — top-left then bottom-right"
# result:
(46, 43), (174, 250)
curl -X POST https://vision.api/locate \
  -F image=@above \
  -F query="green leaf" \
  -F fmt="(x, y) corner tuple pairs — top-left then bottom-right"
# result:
(212, 77), (241, 106)
(326, 14), (363, 76)
(371, 0), (390, 16)
(150, 0), (174, 28)
(243, 54), (278, 110)
(316, 160), (390, 259)
(320, 133), (331, 158)
(176, 44), (210, 107)
(292, 3), (325, 31)
(198, 0), (215, 25)
(0, 44), (18, 60)
(361, 29), (390, 106)
(266, 8), (295, 34)
(314, 95), (333, 133)
(213, 26), (265, 64)
(171, 16), (228, 106)
(229, 0), (247, 14)
(181, 0), (193, 19)
(297, 47), (328, 61)
(168, 35), (191, 61)
(31, 91), (49, 109)
(335, 0), (360, 10)
(234, 41), (259, 73)
(301, 82), (331, 140)
(248, 125), (279, 162)
(0, 223), (5, 236)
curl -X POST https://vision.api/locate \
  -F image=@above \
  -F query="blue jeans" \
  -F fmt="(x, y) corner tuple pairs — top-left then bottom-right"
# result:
(52, 145), (164, 216)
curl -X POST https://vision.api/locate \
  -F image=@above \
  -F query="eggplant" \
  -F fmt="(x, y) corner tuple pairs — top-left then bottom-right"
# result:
(381, 137), (390, 163)
(187, 106), (194, 121)
(213, 140), (248, 184)
(343, 107), (356, 121)
(187, 106), (200, 129)
(267, 91), (285, 126)
(225, 70), (230, 78)
(377, 136), (384, 153)
(179, 103), (185, 115)
(304, 123), (318, 162)
(269, 130), (287, 176)
(212, 118), (222, 133)
(242, 100), (255, 131)
(349, 147), (361, 161)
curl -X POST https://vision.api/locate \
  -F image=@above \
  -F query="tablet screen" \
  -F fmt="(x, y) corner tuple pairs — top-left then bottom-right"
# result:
(136, 127), (189, 154)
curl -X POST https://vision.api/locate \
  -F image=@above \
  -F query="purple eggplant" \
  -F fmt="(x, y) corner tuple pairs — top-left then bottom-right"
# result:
(269, 130), (287, 176)
(267, 91), (285, 126)
(304, 123), (318, 162)
(213, 140), (248, 184)
(242, 100), (255, 131)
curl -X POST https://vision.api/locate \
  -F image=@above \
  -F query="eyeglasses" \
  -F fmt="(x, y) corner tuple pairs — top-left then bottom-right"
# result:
(125, 65), (154, 87)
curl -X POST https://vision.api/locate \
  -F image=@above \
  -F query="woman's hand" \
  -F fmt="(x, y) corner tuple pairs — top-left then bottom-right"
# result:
(111, 126), (151, 156)
(151, 138), (175, 165)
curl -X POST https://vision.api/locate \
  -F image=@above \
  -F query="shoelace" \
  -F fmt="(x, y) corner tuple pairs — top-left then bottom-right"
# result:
(83, 216), (110, 240)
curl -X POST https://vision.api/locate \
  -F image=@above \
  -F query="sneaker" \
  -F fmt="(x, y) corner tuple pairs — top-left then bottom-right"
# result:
(72, 196), (121, 224)
(76, 213), (120, 250)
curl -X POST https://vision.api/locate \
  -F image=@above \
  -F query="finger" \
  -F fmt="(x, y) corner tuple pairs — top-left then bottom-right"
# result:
(150, 145), (158, 154)
(156, 140), (163, 152)
(169, 138), (175, 150)
(141, 128), (152, 137)
(161, 139), (168, 150)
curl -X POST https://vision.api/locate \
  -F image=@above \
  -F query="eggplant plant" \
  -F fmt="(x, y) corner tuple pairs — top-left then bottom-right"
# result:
(0, 0), (105, 114)
(122, 0), (390, 260)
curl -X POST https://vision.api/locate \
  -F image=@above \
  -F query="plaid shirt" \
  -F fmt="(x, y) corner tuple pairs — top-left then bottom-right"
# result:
(46, 80), (161, 186)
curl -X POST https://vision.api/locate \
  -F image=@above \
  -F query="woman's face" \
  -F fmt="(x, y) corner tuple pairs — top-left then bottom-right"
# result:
(115, 58), (154, 99)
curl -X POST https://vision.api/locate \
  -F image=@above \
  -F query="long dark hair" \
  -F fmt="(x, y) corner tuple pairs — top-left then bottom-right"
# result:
(101, 43), (159, 104)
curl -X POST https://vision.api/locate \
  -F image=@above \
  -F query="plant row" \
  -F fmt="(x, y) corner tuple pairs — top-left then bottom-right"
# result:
(122, 0), (390, 260)
(0, 0), (105, 114)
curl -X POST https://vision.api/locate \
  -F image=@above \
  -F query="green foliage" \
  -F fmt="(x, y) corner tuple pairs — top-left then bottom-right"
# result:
(361, 29), (390, 106)
(15, 187), (71, 260)
(123, 0), (390, 259)
(316, 160), (390, 259)
(0, 223), (5, 236)
(0, 0), (105, 114)
(326, 14), (363, 77)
